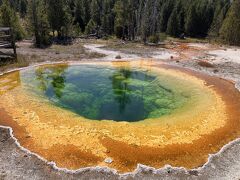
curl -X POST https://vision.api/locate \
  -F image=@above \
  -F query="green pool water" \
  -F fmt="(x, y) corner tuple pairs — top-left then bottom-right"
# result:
(21, 64), (189, 122)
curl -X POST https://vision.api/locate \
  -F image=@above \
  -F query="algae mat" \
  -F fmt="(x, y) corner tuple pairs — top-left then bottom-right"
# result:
(0, 61), (240, 172)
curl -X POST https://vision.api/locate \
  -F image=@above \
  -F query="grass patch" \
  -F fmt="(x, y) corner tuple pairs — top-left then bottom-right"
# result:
(16, 55), (30, 67)
(0, 54), (29, 72)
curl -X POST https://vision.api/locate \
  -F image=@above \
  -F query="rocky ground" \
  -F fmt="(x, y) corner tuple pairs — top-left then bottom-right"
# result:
(0, 39), (105, 72)
(0, 39), (240, 180)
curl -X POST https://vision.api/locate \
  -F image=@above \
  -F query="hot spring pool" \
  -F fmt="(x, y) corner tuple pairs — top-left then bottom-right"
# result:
(0, 61), (240, 172)
(22, 64), (190, 122)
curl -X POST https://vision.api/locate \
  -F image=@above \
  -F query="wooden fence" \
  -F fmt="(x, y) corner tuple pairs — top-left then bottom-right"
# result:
(0, 27), (16, 58)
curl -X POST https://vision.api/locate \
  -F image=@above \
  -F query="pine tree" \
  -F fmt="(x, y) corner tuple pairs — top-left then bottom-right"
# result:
(195, 0), (214, 37)
(18, 0), (27, 17)
(0, 0), (14, 27)
(141, 0), (155, 42)
(167, 8), (179, 37)
(28, 0), (50, 47)
(82, 0), (91, 25)
(208, 0), (230, 38)
(101, 0), (115, 35)
(0, 0), (24, 40)
(126, 0), (138, 40)
(91, 0), (101, 26)
(184, 3), (198, 37)
(0, 0), (236, 44)
(166, 1), (184, 37)
(140, 1), (149, 43)
(74, 0), (85, 32)
(47, 0), (72, 38)
(114, 0), (125, 38)
(220, 0), (240, 45)
(85, 19), (97, 34)
(159, 0), (174, 32)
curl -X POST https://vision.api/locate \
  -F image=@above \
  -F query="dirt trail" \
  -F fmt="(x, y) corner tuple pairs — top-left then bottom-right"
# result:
(84, 44), (178, 60)
(84, 44), (139, 60)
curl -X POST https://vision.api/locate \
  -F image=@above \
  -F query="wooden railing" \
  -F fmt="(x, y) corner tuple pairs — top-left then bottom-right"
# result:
(0, 27), (16, 58)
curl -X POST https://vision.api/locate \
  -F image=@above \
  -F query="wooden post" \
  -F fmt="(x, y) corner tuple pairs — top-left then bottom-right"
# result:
(10, 28), (17, 57)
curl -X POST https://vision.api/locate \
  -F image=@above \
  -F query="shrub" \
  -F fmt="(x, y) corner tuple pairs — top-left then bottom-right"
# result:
(148, 35), (160, 44)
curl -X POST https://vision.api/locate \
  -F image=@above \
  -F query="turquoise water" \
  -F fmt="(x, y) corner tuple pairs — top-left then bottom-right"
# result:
(21, 64), (189, 122)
